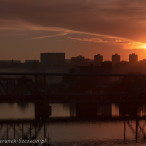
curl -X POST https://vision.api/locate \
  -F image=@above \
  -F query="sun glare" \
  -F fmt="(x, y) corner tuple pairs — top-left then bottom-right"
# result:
(144, 45), (146, 49)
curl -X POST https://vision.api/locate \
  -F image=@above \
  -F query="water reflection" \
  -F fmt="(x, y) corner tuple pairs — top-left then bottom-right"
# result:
(0, 103), (146, 145)
(50, 103), (146, 118)
(1, 102), (146, 119)
(0, 103), (34, 119)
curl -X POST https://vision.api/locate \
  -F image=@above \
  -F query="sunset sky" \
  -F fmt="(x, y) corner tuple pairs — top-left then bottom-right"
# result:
(1, 0), (146, 61)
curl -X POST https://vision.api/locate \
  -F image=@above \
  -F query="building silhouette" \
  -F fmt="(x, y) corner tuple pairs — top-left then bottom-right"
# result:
(40, 53), (65, 66)
(25, 60), (39, 64)
(129, 53), (138, 64)
(71, 55), (85, 66)
(112, 54), (120, 65)
(71, 55), (93, 66)
(94, 54), (103, 66)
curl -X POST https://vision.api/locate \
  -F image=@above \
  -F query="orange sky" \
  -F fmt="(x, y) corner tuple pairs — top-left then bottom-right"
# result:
(0, 0), (146, 61)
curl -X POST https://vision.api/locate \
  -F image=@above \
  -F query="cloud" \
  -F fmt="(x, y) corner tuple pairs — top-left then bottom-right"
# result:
(0, 0), (146, 42)
(0, 18), (145, 50)
(68, 37), (109, 43)
(67, 33), (146, 50)
(67, 32), (131, 44)
(31, 32), (68, 39)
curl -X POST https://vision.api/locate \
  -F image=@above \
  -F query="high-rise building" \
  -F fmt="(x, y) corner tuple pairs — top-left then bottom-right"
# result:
(94, 54), (103, 66)
(129, 53), (138, 64)
(112, 53), (120, 65)
(40, 53), (65, 66)
(71, 55), (85, 66)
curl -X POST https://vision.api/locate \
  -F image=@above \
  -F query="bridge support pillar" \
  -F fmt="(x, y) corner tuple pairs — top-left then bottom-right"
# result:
(76, 103), (97, 118)
(35, 102), (51, 120)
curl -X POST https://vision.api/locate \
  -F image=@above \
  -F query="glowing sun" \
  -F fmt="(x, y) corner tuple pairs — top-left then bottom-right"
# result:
(144, 45), (146, 49)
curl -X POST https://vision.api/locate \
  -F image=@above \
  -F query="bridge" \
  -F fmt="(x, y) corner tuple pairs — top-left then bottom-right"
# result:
(0, 72), (144, 102)
(0, 72), (144, 144)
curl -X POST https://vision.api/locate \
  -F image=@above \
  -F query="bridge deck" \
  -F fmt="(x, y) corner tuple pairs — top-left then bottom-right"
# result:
(0, 116), (144, 123)
(0, 72), (143, 77)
